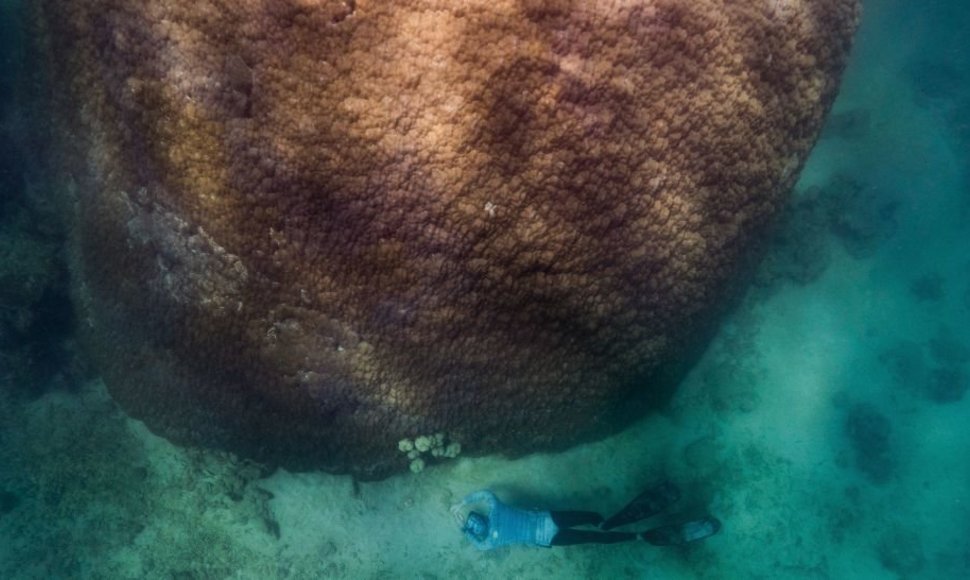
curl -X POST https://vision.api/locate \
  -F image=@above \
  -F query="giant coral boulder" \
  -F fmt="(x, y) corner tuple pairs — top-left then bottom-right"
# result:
(36, 0), (859, 478)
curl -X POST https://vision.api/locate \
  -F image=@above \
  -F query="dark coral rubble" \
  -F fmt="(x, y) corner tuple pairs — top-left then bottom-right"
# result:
(33, 0), (860, 477)
(844, 402), (895, 485)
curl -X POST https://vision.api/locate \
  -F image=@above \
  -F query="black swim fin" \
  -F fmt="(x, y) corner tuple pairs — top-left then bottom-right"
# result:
(642, 517), (721, 547)
(601, 480), (681, 530)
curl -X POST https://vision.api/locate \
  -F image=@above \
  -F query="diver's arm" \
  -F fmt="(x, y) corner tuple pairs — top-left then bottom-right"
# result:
(451, 490), (498, 527)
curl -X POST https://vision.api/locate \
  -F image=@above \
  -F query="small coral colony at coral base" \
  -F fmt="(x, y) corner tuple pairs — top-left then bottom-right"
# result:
(32, 0), (860, 478)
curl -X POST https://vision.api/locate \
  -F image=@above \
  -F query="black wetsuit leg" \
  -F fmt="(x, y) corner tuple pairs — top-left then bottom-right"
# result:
(550, 511), (604, 528)
(550, 529), (638, 546)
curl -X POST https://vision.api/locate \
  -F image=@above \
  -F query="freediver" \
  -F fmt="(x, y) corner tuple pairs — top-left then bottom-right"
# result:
(451, 481), (721, 550)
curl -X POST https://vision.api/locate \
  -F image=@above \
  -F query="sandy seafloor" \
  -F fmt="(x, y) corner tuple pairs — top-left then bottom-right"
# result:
(1, 0), (969, 578)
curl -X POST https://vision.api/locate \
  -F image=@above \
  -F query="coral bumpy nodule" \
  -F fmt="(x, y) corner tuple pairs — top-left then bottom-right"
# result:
(36, 0), (860, 478)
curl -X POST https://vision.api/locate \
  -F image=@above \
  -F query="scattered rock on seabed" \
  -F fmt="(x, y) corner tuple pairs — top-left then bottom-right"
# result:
(819, 174), (899, 259)
(754, 190), (832, 291)
(910, 273), (945, 303)
(844, 402), (895, 484)
(928, 326), (970, 366)
(876, 525), (926, 577)
(821, 108), (871, 140)
(926, 367), (969, 403)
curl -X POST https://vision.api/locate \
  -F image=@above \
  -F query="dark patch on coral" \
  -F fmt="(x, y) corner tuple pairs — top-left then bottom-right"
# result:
(222, 54), (253, 119)
(844, 402), (894, 484)
(910, 273), (945, 303)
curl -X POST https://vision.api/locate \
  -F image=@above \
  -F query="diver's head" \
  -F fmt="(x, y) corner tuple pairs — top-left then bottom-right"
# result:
(464, 511), (489, 540)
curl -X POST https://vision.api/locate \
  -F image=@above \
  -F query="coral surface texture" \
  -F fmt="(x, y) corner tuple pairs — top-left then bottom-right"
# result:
(36, 0), (860, 477)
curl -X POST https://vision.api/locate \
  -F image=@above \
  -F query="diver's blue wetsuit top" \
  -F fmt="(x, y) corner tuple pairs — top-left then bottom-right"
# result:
(460, 490), (558, 550)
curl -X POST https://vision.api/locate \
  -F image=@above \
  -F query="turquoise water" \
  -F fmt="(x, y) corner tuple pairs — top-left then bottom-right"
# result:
(1, 1), (968, 578)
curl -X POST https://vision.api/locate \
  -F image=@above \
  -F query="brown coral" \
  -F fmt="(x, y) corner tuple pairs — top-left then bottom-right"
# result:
(35, 0), (860, 478)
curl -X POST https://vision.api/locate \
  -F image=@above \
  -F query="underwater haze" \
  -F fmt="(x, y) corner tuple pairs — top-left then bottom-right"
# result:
(1, 0), (969, 578)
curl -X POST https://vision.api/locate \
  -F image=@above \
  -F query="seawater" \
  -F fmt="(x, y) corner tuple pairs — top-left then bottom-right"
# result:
(1, 1), (968, 578)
